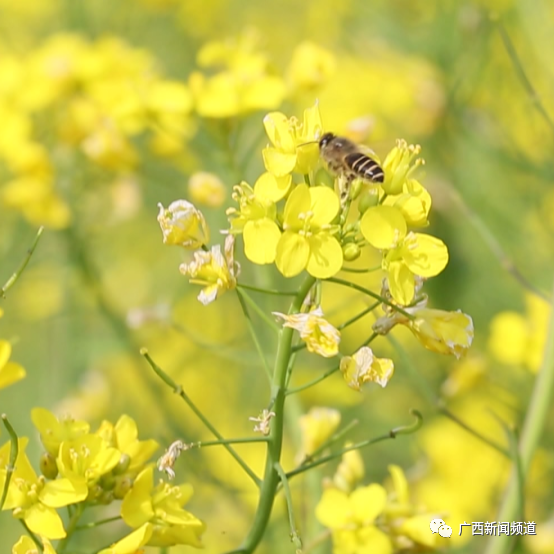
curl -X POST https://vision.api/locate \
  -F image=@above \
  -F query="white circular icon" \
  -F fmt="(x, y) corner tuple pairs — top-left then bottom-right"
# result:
(430, 518), (446, 534)
(438, 524), (453, 538)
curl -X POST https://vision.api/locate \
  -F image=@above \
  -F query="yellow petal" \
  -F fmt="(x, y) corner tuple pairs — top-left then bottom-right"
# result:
(306, 234), (343, 279)
(355, 526), (393, 554)
(361, 206), (407, 249)
(121, 467), (155, 527)
(40, 477), (88, 507)
(283, 184), (311, 227)
(276, 232), (309, 277)
(25, 503), (66, 539)
(263, 112), (295, 151)
(0, 361), (25, 389)
(387, 261), (415, 305)
(262, 147), (297, 177)
(243, 219), (281, 264)
(98, 523), (154, 554)
(399, 514), (442, 547)
(0, 340), (11, 369)
(12, 536), (37, 554)
(402, 233), (448, 277)
(301, 101), (324, 140)
(254, 172), (292, 202)
(315, 488), (351, 528)
(309, 186), (340, 226)
(487, 312), (528, 365)
(388, 465), (409, 505)
(350, 483), (387, 524)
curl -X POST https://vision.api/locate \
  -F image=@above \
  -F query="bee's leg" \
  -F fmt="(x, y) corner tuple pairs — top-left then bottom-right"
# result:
(338, 174), (354, 208)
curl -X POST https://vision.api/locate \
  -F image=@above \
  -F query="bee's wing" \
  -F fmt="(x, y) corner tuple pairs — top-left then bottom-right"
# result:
(356, 143), (380, 159)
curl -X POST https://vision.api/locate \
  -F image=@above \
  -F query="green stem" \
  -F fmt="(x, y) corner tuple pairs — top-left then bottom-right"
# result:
(228, 275), (316, 554)
(142, 349), (261, 487)
(485, 278), (554, 554)
(236, 290), (273, 382)
(274, 462), (302, 551)
(300, 419), (359, 465)
(287, 410), (423, 479)
(1, 227), (44, 298)
(327, 277), (415, 320)
(286, 365), (340, 396)
(237, 288), (280, 331)
(337, 301), (380, 330)
(0, 414), (18, 509)
(75, 516), (122, 531)
(58, 503), (84, 553)
(496, 19), (554, 138)
(194, 437), (269, 448)
(237, 283), (296, 296)
(340, 265), (381, 274)
(20, 520), (42, 550)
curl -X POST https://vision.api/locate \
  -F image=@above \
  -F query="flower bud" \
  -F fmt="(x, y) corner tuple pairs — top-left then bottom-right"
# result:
(314, 167), (335, 188)
(112, 453), (131, 475)
(99, 473), (115, 490)
(39, 452), (58, 480)
(348, 178), (364, 201)
(358, 189), (379, 214)
(342, 242), (361, 261)
(113, 476), (133, 499)
(157, 200), (210, 248)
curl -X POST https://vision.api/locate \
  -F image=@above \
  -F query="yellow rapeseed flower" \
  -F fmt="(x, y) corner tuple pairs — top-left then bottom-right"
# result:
(273, 307), (340, 358)
(12, 535), (57, 554)
(179, 235), (238, 305)
(96, 414), (159, 474)
(488, 293), (550, 373)
(98, 523), (153, 554)
(276, 184), (343, 279)
(339, 346), (394, 390)
(287, 41), (336, 92)
(316, 484), (392, 554)
(374, 305), (474, 359)
(0, 339), (25, 390)
(382, 179), (432, 227)
(381, 140), (424, 196)
(189, 31), (285, 118)
(31, 408), (90, 457)
(188, 172), (226, 207)
(226, 181), (281, 264)
(361, 205), (448, 305)
(332, 449), (365, 493)
(157, 200), (210, 249)
(57, 433), (121, 490)
(121, 466), (204, 547)
(299, 407), (341, 457)
(262, 102), (323, 176)
(2, 442), (87, 539)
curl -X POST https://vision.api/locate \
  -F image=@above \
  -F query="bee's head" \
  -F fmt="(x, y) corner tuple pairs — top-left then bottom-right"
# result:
(318, 132), (336, 148)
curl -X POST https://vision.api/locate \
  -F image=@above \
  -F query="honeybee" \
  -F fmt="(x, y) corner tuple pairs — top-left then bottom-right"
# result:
(318, 132), (384, 200)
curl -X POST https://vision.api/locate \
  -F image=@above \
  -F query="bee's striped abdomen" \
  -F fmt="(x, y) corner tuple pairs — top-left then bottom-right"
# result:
(345, 152), (384, 183)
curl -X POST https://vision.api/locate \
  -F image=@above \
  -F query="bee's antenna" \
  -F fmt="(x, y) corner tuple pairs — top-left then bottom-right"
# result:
(297, 140), (319, 148)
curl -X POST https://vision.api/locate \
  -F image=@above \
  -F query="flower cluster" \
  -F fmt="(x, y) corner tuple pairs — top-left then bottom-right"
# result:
(316, 454), (445, 553)
(0, 409), (204, 552)
(0, 34), (194, 228)
(158, 102), (473, 394)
